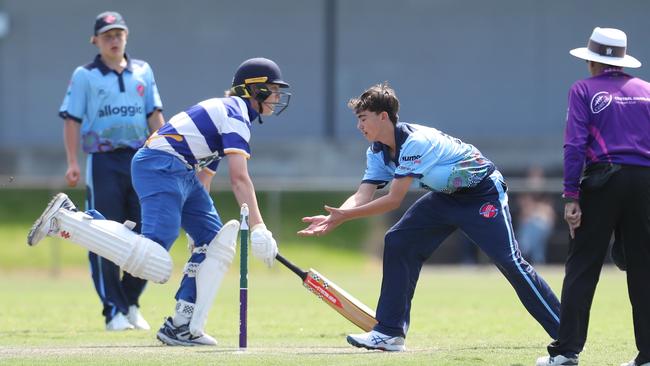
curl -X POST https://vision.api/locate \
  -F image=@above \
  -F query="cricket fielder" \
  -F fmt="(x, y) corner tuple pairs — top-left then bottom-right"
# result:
(58, 11), (165, 331)
(299, 82), (560, 351)
(29, 57), (288, 346)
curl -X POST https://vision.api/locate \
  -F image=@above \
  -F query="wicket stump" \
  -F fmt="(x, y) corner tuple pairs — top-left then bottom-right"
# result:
(239, 204), (249, 348)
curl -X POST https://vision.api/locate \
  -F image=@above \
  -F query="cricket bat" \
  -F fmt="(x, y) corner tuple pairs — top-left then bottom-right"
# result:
(275, 253), (378, 331)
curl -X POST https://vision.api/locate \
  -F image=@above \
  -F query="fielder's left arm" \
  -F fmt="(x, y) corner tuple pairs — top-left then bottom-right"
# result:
(334, 176), (412, 220)
(299, 177), (412, 236)
(298, 182), (376, 236)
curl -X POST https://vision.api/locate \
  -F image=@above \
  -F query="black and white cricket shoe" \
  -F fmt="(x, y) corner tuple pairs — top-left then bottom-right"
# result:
(346, 330), (405, 352)
(27, 192), (76, 246)
(156, 317), (217, 346)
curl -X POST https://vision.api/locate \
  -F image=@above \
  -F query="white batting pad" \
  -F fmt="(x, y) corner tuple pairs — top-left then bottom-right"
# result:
(54, 210), (172, 284)
(189, 219), (239, 336)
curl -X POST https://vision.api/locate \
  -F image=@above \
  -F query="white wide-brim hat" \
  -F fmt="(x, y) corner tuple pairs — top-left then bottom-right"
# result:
(570, 27), (641, 68)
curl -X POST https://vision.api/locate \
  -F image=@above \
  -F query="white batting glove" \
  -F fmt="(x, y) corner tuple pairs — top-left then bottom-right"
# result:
(250, 224), (278, 268)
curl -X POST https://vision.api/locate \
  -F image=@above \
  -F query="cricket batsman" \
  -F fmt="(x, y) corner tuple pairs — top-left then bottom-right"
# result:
(28, 57), (289, 346)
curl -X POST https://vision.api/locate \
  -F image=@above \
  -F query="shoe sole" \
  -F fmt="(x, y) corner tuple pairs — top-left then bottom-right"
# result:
(157, 332), (195, 346)
(106, 326), (135, 331)
(536, 358), (579, 366)
(156, 332), (216, 346)
(346, 335), (405, 352)
(27, 193), (68, 246)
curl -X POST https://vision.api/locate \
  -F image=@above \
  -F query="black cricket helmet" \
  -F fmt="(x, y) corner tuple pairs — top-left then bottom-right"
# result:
(230, 57), (291, 115)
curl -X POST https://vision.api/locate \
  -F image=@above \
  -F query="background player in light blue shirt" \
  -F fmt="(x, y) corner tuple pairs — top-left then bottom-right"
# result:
(299, 82), (560, 351)
(58, 11), (164, 331)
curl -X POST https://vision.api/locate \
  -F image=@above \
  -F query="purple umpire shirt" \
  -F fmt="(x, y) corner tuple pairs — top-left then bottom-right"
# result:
(564, 69), (650, 200)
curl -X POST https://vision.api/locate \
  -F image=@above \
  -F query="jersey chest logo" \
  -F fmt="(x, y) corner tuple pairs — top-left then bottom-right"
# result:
(590, 91), (612, 114)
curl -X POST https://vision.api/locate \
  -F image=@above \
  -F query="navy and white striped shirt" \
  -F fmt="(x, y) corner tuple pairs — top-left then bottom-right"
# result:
(147, 96), (255, 172)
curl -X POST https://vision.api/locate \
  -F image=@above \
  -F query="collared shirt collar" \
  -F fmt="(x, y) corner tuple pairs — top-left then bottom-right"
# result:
(242, 98), (259, 123)
(371, 122), (415, 166)
(92, 53), (133, 75)
(600, 67), (629, 78)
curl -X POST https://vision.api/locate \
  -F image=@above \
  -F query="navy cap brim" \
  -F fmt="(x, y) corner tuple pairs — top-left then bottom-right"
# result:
(95, 24), (128, 35)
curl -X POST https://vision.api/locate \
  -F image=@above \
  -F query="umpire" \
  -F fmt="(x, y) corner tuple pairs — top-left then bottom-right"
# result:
(537, 27), (650, 366)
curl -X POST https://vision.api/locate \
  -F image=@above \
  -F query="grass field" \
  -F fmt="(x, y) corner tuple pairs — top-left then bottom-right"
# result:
(0, 190), (639, 365)
(0, 256), (637, 365)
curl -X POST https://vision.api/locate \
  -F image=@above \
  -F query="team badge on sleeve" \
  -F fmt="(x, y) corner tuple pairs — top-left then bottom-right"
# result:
(479, 203), (499, 218)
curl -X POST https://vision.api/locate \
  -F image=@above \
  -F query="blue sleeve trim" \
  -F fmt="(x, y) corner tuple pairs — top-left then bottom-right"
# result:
(222, 132), (251, 154)
(59, 111), (82, 123)
(361, 179), (389, 189)
(146, 107), (163, 118)
(394, 173), (422, 178)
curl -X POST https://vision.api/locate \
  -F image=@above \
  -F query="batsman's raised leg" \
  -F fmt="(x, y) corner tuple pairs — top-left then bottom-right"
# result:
(28, 193), (172, 284)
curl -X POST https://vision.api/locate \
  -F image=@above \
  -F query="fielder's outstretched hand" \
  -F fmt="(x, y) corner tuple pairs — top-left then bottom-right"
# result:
(298, 206), (347, 236)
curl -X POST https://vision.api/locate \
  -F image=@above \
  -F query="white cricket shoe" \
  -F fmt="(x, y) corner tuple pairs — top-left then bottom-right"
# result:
(106, 313), (135, 331)
(127, 305), (151, 330)
(621, 360), (650, 366)
(346, 330), (406, 352)
(156, 317), (217, 346)
(536, 355), (579, 366)
(27, 193), (76, 246)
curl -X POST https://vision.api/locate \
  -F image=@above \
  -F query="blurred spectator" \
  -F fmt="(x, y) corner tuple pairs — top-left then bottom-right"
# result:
(516, 167), (555, 264)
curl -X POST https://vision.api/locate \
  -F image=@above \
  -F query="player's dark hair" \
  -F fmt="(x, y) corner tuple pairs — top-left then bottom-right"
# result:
(348, 82), (399, 125)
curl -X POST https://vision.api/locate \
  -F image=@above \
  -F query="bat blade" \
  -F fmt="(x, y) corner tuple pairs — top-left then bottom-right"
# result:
(275, 253), (377, 331)
(302, 268), (378, 332)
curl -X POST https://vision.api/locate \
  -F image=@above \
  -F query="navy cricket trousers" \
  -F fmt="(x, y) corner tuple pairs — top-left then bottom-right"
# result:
(374, 170), (560, 339)
(86, 149), (146, 323)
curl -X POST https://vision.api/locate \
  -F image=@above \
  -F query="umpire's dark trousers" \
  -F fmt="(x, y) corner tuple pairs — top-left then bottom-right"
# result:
(548, 165), (650, 364)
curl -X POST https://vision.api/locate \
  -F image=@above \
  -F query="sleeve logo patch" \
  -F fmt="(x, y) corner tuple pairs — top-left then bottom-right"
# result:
(479, 203), (499, 218)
